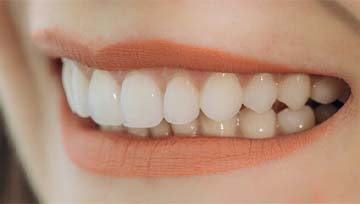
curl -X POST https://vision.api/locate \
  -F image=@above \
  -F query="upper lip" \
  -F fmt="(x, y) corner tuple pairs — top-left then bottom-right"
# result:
(32, 27), (343, 77)
(32, 28), (357, 178)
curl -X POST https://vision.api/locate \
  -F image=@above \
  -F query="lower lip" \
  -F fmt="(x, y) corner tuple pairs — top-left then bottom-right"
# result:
(60, 93), (354, 178)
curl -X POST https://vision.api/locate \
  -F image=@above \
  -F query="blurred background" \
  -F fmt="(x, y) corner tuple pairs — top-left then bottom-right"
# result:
(0, 110), (38, 203)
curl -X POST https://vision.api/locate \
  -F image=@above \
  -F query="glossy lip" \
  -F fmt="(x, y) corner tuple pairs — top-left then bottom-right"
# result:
(34, 28), (355, 178)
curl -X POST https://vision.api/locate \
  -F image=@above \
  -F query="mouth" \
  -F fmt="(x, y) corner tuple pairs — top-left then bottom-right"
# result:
(33, 29), (354, 178)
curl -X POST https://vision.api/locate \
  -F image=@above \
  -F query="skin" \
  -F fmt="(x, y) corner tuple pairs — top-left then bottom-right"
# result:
(1, 0), (360, 203)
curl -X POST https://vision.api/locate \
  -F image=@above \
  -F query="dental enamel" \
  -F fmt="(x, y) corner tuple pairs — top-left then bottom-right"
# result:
(62, 58), (350, 139)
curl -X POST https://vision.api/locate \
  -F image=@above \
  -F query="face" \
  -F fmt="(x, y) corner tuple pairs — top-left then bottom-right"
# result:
(1, 0), (360, 203)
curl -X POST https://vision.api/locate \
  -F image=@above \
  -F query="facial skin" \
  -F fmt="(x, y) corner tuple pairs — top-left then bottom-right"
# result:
(0, 0), (360, 203)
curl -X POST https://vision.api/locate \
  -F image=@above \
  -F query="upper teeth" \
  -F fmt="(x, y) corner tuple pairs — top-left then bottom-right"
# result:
(62, 58), (349, 138)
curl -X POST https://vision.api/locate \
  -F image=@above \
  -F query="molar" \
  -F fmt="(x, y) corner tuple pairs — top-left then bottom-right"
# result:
(311, 76), (346, 104)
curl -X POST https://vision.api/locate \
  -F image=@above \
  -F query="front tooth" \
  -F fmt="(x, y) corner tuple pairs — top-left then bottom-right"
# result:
(150, 120), (172, 138)
(88, 70), (122, 126)
(71, 62), (90, 117)
(62, 59), (77, 113)
(243, 73), (277, 113)
(278, 74), (311, 110)
(238, 108), (276, 139)
(311, 77), (346, 104)
(121, 71), (163, 128)
(315, 104), (337, 123)
(172, 119), (199, 136)
(200, 73), (242, 121)
(200, 114), (238, 137)
(127, 128), (149, 137)
(277, 106), (315, 134)
(164, 76), (200, 124)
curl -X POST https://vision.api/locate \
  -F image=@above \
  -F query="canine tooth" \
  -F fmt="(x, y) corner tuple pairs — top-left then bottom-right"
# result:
(278, 74), (311, 110)
(243, 73), (277, 113)
(88, 70), (122, 126)
(172, 120), (199, 136)
(164, 76), (199, 124)
(71, 62), (90, 117)
(200, 73), (242, 121)
(311, 77), (346, 104)
(238, 108), (276, 139)
(200, 114), (238, 137)
(315, 104), (337, 123)
(277, 106), (315, 134)
(127, 128), (149, 137)
(150, 120), (171, 138)
(172, 119), (199, 136)
(121, 71), (163, 128)
(62, 59), (77, 113)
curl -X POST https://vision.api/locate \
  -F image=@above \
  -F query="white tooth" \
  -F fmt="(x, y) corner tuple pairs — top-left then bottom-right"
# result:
(277, 106), (315, 134)
(278, 74), (311, 110)
(62, 59), (77, 113)
(88, 70), (122, 126)
(200, 114), (238, 137)
(100, 125), (124, 132)
(150, 120), (172, 138)
(71, 62), (90, 117)
(121, 71), (163, 128)
(238, 108), (276, 139)
(315, 104), (337, 123)
(200, 73), (242, 121)
(172, 119), (199, 136)
(164, 76), (199, 124)
(311, 77), (346, 104)
(127, 128), (149, 137)
(243, 73), (277, 113)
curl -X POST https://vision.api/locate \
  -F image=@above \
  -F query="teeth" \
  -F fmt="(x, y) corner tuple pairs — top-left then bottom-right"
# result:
(200, 114), (238, 137)
(62, 59), (347, 139)
(278, 74), (311, 110)
(71, 62), (90, 118)
(200, 73), (242, 121)
(150, 120), (172, 138)
(164, 76), (200, 124)
(315, 104), (337, 123)
(243, 73), (277, 113)
(62, 59), (77, 113)
(238, 108), (276, 139)
(120, 71), (163, 128)
(88, 70), (122, 126)
(127, 128), (149, 137)
(172, 119), (199, 136)
(100, 125), (124, 132)
(277, 106), (315, 134)
(311, 77), (346, 104)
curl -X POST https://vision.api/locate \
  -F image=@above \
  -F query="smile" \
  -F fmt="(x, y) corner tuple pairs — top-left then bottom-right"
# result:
(33, 29), (353, 178)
